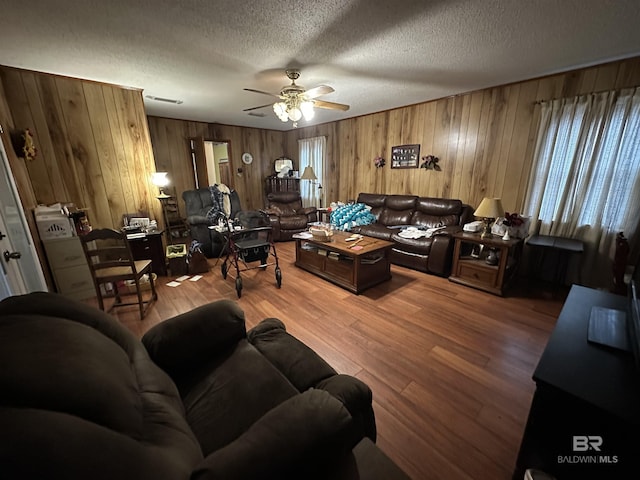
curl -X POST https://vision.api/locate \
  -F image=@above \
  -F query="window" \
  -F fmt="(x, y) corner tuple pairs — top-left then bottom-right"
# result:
(525, 87), (640, 287)
(298, 136), (326, 208)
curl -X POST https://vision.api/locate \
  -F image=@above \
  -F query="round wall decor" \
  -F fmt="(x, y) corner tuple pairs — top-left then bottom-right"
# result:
(242, 152), (253, 165)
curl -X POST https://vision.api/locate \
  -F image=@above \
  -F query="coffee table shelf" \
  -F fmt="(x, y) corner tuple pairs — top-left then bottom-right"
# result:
(295, 231), (393, 294)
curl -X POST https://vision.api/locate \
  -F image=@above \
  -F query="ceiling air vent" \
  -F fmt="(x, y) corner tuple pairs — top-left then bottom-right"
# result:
(248, 112), (266, 117)
(145, 95), (183, 105)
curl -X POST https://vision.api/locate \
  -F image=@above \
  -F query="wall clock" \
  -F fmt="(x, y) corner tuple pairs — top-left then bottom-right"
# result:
(242, 152), (253, 165)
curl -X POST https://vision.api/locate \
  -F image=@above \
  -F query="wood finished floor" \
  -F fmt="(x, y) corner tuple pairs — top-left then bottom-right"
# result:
(83, 241), (565, 480)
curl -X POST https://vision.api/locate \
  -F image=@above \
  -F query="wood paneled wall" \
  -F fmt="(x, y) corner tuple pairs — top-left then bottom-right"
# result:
(0, 66), (160, 231)
(147, 57), (640, 219)
(286, 56), (640, 212)
(4, 56), (640, 249)
(147, 118), (287, 213)
(208, 124), (286, 211)
(146, 116), (209, 218)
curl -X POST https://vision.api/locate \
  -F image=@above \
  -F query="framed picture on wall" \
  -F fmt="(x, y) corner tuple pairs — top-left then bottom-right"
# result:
(391, 144), (420, 168)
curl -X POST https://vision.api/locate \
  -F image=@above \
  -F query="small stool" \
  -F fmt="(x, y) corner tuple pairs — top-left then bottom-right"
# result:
(527, 234), (584, 287)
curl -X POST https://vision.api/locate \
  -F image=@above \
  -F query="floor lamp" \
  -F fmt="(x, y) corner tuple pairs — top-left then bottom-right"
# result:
(300, 166), (322, 208)
(151, 172), (173, 243)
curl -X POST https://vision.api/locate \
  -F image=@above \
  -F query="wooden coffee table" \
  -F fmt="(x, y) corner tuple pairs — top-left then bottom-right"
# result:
(294, 231), (393, 294)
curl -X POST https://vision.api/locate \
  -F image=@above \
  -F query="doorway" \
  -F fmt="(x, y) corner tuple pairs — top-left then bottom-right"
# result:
(0, 133), (47, 300)
(188, 137), (233, 190)
(205, 141), (232, 187)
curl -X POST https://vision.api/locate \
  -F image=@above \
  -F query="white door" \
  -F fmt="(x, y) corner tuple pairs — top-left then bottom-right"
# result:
(0, 129), (47, 300)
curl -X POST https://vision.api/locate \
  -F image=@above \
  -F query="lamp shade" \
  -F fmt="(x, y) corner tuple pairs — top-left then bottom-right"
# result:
(474, 197), (504, 219)
(151, 172), (169, 188)
(300, 166), (317, 180)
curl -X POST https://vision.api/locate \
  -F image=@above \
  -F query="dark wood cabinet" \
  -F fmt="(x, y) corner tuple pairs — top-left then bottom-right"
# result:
(513, 286), (640, 479)
(127, 231), (167, 276)
(265, 176), (300, 196)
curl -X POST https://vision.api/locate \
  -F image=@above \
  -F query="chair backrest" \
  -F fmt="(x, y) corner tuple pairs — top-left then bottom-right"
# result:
(267, 191), (303, 214)
(182, 187), (243, 220)
(80, 228), (140, 280)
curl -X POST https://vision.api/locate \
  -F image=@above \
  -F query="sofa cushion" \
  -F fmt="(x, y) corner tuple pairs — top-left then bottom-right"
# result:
(0, 292), (203, 480)
(357, 193), (386, 218)
(377, 195), (417, 226)
(411, 197), (463, 227)
(390, 233), (435, 254)
(181, 339), (299, 455)
(279, 215), (309, 230)
(142, 299), (247, 380)
(354, 223), (394, 240)
(191, 389), (356, 480)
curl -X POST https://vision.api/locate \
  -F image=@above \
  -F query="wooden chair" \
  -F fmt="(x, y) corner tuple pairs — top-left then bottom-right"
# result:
(80, 228), (157, 319)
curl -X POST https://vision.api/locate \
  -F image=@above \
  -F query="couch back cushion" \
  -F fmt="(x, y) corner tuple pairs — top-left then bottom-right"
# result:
(182, 340), (299, 456)
(411, 197), (463, 227)
(183, 188), (213, 216)
(357, 193), (386, 218)
(0, 292), (202, 480)
(378, 195), (417, 226)
(267, 192), (302, 215)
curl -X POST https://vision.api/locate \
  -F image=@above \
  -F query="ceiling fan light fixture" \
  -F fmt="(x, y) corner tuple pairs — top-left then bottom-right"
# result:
(288, 107), (302, 122)
(273, 102), (289, 122)
(301, 101), (315, 121)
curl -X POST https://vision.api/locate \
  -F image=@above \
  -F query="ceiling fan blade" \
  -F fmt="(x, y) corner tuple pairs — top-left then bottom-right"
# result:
(243, 88), (281, 99)
(313, 99), (350, 111)
(243, 103), (274, 112)
(304, 85), (334, 99)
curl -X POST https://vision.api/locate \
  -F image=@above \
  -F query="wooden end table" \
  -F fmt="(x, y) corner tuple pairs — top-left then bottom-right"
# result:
(295, 231), (393, 294)
(449, 231), (523, 296)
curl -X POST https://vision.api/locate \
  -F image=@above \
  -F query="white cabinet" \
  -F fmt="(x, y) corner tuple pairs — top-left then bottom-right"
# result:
(43, 236), (94, 300)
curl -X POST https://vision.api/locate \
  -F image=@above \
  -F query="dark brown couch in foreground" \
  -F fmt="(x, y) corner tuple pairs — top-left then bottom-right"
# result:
(351, 193), (474, 276)
(0, 292), (408, 480)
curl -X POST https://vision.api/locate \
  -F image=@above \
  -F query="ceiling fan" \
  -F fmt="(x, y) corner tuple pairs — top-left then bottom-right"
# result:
(243, 69), (350, 126)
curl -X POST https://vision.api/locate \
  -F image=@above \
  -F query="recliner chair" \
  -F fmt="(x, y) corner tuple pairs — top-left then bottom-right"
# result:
(0, 292), (409, 480)
(182, 187), (242, 257)
(265, 191), (318, 241)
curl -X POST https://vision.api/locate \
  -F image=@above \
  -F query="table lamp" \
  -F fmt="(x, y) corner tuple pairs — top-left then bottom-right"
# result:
(474, 197), (504, 239)
(151, 172), (170, 199)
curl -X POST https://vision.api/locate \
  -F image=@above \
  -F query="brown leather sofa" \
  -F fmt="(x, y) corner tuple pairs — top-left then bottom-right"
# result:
(351, 193), (474, 276)
(265, 191), (318, 241)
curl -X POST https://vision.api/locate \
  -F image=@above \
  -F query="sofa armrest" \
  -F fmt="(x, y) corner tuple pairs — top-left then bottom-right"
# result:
(248, 318), (337, 390)
(266, 214), (282, 239)
(316, 374), (377, 441)
(427, 233), (455, 276)
(191, 389), (360, 480)
(296, 206), (316, 215)
(142, 300), (246, 379)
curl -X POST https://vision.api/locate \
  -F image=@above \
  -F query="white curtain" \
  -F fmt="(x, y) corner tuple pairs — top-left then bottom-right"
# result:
(298, 136), (326, 208)
(524, 87), (640, 288)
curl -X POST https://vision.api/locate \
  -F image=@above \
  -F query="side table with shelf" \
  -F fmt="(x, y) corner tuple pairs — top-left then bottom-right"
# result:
(449, 231), (523, 296)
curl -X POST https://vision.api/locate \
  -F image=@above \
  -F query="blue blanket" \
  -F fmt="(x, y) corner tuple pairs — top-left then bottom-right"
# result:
(330, 203), (376, 231)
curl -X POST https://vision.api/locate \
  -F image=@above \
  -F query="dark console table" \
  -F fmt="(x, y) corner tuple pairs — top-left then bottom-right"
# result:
(514, 285), (640, 479)
(127, 231), (167, 276)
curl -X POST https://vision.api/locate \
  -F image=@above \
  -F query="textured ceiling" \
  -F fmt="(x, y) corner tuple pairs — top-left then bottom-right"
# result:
(1, 0), (639, 131)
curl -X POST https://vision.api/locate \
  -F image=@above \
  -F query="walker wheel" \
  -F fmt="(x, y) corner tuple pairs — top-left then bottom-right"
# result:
(275, 267), (282, 288)
(235, 277), (242, 298)
(221, 262), (228, 279)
